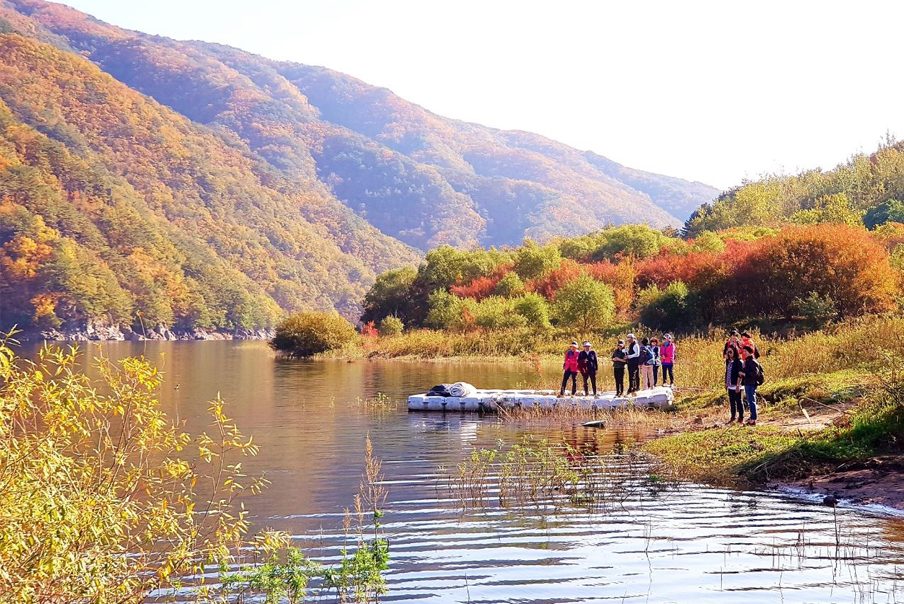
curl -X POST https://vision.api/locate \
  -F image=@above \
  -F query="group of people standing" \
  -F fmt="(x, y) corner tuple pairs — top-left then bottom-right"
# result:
(723, 330), (764, 426)
(556, 328), (765, 427)
(558, 334), (676, 397)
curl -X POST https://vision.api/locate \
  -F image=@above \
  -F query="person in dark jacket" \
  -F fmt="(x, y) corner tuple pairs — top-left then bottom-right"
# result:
(724, 345), (743, 423)
(578, 341), (598, 397)
(738, 345), (760, 425)
(558, 341), (580, 397)
(611, 339), (628, 396)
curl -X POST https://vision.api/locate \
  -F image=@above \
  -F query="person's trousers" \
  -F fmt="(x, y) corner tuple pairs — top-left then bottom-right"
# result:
(744, 384), (758, 420)
(641, 364), (654, 389)
(581, 371), (597, 396)
(627, 362), (640, 393)
(661, 363), (674, 385)
(653, 365), (659, 386)
(560, 370), (577, 395)
(728, 388), (743, 420)
(614, 366), (625, 396)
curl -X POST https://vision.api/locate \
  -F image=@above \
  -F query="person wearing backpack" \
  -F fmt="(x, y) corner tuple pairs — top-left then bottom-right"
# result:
(577, 341), (598, 397)
(639, 337), (655, 390)
(738, 345), (763, 425)
(558, 340), (580, 397)
(650, 337), (662, 386)
(659, 333), (676, 387)
(625, 333), (641, 395)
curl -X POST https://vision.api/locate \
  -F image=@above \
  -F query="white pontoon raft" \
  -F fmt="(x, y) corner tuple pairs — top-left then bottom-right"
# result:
(407, 386), (674, 413)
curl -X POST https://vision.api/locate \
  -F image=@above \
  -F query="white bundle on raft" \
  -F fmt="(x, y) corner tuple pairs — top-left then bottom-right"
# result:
(449, 382), (477, 397)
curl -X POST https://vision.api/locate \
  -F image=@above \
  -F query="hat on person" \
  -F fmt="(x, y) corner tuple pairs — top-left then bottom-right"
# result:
(627, 333), (635, 339)
(731, 330), (740, 336)
(570, 340), (578, 347)
(618, 339), (625, 345)
(583, 341), (592, 347)
(663, 333), (672, 339)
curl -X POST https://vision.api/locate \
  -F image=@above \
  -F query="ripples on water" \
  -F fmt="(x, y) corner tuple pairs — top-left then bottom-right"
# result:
(28, 341), (904, 603)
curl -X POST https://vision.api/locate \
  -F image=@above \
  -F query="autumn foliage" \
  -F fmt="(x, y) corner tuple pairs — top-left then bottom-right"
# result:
(364, 223), (902, 333)
(734, 224), (898, 318)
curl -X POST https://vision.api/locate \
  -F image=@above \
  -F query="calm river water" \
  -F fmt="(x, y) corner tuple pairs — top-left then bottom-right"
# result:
(29, 340), (904, 603)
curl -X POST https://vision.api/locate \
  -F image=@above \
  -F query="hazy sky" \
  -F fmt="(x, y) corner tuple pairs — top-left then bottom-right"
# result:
(62, 0), (903, 189)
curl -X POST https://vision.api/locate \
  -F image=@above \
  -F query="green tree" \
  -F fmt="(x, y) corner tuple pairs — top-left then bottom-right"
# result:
(863, 199), (904, 229)
(424, 289), (463, 330)
(514, 292), (551, 329)
(378, 315), (404, 337)
(494, 271), (524, 297)
(552, 275), (615, 332)
(636, 281), (690, 329)
(514, 241), (561, 280)
(361, 266), (418, 324)
(472, 296), (528, 330)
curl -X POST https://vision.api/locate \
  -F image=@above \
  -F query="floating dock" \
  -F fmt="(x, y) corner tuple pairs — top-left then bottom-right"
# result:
(407, 386), (674, 413)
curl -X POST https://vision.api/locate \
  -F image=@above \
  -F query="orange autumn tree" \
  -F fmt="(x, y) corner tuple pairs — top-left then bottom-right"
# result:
(735, 224), (898, 319)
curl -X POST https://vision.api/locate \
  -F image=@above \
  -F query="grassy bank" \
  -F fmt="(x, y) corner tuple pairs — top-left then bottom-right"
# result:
(637, 315), (904, 495)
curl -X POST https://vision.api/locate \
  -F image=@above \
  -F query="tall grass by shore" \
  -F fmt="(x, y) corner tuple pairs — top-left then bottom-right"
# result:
(348, 314), (904, 390)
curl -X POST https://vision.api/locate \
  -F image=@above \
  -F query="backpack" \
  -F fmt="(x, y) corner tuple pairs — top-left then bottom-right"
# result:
(639, 346), (652, 365)
(754, 361), (765, 386)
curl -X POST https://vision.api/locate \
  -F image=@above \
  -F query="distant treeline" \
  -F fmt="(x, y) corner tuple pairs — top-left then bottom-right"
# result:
(685, 139), (904, 237)
(361, 222), (901, 334)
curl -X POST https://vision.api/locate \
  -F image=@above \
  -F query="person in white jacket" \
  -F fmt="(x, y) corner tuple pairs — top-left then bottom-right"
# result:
(625, 333), (641, 395)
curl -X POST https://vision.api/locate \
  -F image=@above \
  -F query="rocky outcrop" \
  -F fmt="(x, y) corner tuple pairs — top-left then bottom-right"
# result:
(19, 322), (274, 342)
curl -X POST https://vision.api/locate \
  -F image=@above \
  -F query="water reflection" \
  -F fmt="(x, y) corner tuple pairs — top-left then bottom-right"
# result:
(20, 341), (904, 603)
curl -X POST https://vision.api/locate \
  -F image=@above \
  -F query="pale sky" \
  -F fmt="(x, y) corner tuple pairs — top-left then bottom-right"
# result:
(62, 0), (904, 190)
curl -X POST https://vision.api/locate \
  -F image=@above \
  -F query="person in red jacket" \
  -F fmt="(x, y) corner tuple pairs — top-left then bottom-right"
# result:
(558, 340), (580, 397)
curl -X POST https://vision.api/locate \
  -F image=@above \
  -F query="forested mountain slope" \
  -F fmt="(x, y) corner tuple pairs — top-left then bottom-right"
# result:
(0, 0), (719, 334)
(0, 32), (418, 331)
(1, 0), (717, 250)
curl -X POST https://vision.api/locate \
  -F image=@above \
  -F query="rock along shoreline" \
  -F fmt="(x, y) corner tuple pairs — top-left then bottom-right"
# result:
(16, 321), (273, 343)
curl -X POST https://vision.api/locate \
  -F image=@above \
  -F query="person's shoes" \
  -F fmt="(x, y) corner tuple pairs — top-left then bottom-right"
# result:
(728, 417), (736, 424)
(737, 418), (744, 424)
(746, 419), (757, 426)
(557, 393), (564, 398)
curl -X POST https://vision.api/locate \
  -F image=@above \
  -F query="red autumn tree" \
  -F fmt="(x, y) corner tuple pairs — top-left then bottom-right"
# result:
(734, 224), (898, 318)
(526, 259), (583, 300)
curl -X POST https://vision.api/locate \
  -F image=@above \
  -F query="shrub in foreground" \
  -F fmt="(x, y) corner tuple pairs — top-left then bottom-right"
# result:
(0, 336), (261, 602)
(271, 311), (358, 357)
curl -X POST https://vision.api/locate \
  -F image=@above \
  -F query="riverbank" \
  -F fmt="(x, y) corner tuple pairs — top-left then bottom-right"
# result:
(638, 367), (904, 509)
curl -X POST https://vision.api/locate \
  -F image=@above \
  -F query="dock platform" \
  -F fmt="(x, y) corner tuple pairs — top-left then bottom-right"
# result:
(407, 386), (674, 412)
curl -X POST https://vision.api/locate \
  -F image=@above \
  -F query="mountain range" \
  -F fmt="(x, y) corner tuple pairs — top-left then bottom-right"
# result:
(0, 0), (718, 332)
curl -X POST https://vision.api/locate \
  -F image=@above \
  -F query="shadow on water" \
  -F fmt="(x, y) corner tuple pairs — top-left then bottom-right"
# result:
(20, 340), (904, 603)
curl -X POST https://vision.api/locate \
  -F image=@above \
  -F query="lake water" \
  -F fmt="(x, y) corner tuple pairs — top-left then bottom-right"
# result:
(25, 340), (904, 603)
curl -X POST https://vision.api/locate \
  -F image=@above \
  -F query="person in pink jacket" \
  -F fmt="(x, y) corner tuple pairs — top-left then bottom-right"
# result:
(558, 340), (580, 397)
(659, 333), (676, 387)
